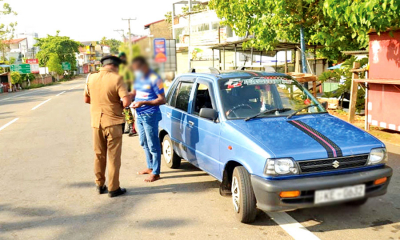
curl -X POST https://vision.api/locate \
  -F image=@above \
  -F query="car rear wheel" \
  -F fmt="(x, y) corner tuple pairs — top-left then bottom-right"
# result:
(231, 166), (257, 223)
(162, 134), (181, 169)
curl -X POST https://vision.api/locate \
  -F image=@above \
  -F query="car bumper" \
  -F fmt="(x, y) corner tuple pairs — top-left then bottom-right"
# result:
(251, 166), (393, 212)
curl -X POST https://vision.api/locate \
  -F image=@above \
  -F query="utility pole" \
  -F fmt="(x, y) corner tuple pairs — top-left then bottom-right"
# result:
(122, 18), (137, 59)
(188, 0), (192, 71)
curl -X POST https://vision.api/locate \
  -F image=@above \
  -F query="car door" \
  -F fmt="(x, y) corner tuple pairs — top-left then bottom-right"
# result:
(186, 78), (221, 178)
(164, 77), (195, 161)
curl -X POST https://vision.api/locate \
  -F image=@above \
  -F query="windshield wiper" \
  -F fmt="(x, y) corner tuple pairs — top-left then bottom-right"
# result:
(245, 108), (292, 121)
(286, 104), (319, 119)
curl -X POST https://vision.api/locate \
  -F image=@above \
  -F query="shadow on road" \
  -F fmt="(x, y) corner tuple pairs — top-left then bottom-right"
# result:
(286, 151), (400, 234)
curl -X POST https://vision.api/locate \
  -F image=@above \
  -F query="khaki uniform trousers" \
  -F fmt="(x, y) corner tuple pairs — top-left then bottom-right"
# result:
(93, 123), (123, 192)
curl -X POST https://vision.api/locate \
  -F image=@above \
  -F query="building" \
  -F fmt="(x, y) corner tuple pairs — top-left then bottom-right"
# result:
(16, 32), (39, 59)
(2, 38), (28, 62)
(77, 42), (98, 73)
(171, 8), (298, 74)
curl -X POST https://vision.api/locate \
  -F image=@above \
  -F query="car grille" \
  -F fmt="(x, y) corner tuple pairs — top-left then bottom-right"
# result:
(298, 154), (369, 173)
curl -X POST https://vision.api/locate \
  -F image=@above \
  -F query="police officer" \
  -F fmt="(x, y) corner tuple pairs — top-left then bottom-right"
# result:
(84, 55), (131, 198)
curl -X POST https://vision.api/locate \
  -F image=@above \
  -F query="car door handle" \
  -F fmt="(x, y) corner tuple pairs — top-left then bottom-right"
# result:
(188, 121), (194, 126)
(166, 112), (171, 118)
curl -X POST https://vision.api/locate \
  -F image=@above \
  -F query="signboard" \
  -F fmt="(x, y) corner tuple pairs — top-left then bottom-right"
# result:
(154, 38), (167, 63)
(10, 64), (31, 74)
(26, 59), (39, 64)
(62, 62), (71, 70)
(39, 67), (49, 75)
(30, 64), (40, 74)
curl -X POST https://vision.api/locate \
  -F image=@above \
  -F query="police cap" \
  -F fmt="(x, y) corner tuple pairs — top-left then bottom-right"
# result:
(100, 55), (122, 66)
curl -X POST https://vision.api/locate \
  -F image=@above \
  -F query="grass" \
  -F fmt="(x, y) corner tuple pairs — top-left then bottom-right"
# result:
(23, 82), (60, 90)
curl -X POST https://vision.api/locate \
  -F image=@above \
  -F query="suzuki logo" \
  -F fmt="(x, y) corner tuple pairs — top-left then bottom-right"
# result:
(332, 160), (340, 168)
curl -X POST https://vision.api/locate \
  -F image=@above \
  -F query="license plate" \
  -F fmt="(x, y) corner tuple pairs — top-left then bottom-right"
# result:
(314, 184), (365, 204)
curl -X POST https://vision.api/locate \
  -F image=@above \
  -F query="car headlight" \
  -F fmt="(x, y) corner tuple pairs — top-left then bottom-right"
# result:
(368, 148), (388, 165)
(265, 158), (299, 175)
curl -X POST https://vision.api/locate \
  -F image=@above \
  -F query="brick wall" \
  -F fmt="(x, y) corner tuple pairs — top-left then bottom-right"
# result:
(31, 76), (53, 85)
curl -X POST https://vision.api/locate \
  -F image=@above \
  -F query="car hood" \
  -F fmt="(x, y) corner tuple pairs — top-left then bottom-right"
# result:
(228, 114), (383, 161)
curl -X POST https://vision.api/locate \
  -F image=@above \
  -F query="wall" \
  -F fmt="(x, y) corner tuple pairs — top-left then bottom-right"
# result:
(31, 76), (53, 85)
(369, 31), (400, 79)
(148, 21), (172, 39)
(367, 30), (400, 131)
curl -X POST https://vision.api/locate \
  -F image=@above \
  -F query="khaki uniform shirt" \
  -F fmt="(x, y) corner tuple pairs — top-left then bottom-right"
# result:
(84, 68), (129, 129)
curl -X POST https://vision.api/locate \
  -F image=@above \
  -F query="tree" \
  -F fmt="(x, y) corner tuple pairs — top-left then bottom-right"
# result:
(209, 0), (400, 61)
(100, 38), (122, 54)
(165, 3), (208, 27)
(0, 1), (17, 60)
(35, 31), (81, 71)
(47, 53), (63, 79)
(10, 71), (21, 85)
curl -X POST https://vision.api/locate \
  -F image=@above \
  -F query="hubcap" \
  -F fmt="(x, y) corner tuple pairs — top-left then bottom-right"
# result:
(163, 139), (172, 164)
(232, 176), (240, 213)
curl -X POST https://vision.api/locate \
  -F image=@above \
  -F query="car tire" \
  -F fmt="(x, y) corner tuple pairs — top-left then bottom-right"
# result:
(231, 166), (257, 223)
(162, 134), (181, 169)
(346, 198), (368, 206)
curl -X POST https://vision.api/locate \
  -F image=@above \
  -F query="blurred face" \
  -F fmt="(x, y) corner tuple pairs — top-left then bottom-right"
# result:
(132, 62), (147, 80)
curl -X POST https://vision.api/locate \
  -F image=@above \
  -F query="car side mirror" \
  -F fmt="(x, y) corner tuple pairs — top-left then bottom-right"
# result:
(199, 108), (218, 121)
(321, 101), (328, 109)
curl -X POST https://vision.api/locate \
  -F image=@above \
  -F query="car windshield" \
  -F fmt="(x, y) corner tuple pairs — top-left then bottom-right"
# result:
(218, 76), (326, 120)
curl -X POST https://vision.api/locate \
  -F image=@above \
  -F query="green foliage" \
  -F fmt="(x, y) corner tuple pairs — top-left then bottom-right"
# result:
(209, 0), (400, 61)
(10, 71), (21, 84)
(35, 31), (80, 71)
(319, 69), (342, 82)
(23, 82), (58, 90)
(9, 57), (15, 64)
(319, 56), (368, 111)
(118, 43), (141, 83)
(21, 73), (35, 82)
(165, 3), (207, 27)
(0, 1), (18, 60)
(47, 53), (63, 76)
(100, 37), (122, 54)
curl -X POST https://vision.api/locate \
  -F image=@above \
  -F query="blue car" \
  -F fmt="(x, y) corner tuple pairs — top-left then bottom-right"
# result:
(158, 70), (392, 223)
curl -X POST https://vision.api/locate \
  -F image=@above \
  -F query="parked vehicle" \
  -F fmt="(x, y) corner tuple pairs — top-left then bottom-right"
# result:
(158, 70), (392, 223)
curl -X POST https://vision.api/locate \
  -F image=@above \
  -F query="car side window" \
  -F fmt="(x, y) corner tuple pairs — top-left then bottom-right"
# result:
(174, 82), (194, 112)
(193, 83), (214, 115)
(166, 79), (180, 106)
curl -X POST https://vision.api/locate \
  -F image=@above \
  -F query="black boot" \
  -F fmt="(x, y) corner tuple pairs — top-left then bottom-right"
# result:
(96, 185), (107, 194)
(108, 187), (127, 198)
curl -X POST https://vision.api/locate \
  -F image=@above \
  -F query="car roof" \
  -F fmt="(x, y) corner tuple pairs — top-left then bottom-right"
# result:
(178, 70), (290, 82)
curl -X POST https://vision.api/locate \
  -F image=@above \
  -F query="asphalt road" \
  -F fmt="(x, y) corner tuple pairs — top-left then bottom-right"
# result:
(0, 77), (399, 240)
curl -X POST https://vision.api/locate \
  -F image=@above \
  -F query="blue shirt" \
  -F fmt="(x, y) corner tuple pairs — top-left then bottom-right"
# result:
(134, 70), (165, 115)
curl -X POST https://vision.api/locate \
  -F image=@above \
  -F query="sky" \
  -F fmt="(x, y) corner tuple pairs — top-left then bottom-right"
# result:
(6, 0), (181, 42)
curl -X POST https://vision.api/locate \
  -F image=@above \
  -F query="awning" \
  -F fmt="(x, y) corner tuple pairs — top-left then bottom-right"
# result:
(0, 64), (10, 68)
(327, 63), (342, 70)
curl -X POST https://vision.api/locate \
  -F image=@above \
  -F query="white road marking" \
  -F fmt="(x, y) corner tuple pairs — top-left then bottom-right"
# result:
(56, 91), (66, 96)
(69, 86), (76, 90)
(267, 212), (321, 240)
(0, 118), (19, 132)
(31, 98), (51, 110)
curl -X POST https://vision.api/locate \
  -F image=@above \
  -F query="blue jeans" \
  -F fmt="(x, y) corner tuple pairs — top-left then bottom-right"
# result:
(136, 111), (162, 175)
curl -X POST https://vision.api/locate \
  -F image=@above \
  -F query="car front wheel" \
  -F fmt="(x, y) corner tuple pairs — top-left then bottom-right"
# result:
(231, 166), (257, 223)
(162, 134), (181, 169)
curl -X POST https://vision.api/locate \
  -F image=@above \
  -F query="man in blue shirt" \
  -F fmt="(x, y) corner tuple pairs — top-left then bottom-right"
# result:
(131, 56), (166, 182)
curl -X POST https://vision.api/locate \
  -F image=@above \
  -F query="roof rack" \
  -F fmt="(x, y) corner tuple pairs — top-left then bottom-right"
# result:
(189, 67), (220, 74)
(238, 66), (276, 72)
